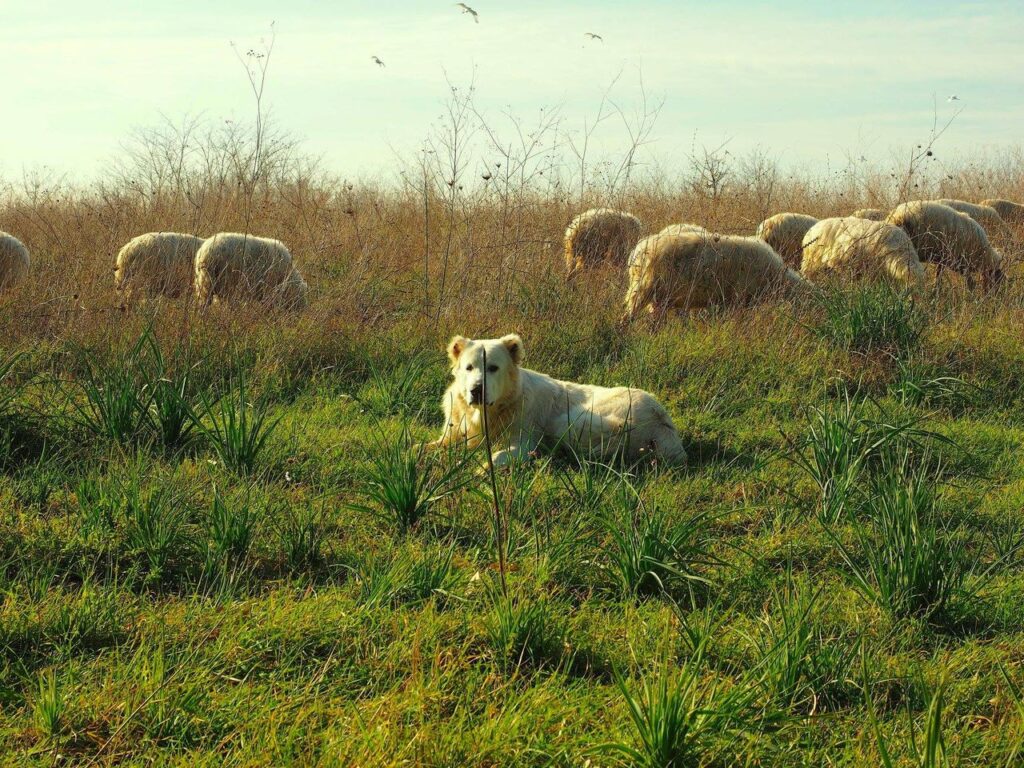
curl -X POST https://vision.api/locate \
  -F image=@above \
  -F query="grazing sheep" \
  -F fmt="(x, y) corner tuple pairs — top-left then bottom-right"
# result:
(0, 232), (30, 291)
(755, 213), (818, 268)
(194, 233), (306, 309)
(564, 208), (642, 275)
(623, 230), (808, 322)
(628, 223), (707, 267)
(850, 208), (887, 221)
(800, 217), (925, 287)
(114, 232), (204, 300)
(980, 198), (1024, 226)
(933, 199), (1015, 250)
(886, 201), (1004, 288)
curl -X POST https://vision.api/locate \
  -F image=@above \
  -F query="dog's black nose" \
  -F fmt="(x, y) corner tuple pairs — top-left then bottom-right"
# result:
(469, 384), (484, 404)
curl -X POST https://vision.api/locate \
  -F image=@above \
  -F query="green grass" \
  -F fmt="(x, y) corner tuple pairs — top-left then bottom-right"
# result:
(192, 366), (281, 474)
(808, 283), (927, 356)
(4, 298), (1024, 765)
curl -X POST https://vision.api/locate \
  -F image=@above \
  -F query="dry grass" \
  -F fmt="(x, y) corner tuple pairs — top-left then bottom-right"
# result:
(3, 126), (1023, 352)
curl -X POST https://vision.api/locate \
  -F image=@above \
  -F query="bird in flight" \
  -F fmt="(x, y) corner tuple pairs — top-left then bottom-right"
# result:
(947, 95), (960, 102)
(584, 32), (603, 42)
(456, 3), (479, 22)
(371, 55), (385, 67)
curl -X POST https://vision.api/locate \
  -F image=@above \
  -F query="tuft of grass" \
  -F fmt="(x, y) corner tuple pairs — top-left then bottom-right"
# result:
(403, 544), (460, 605)
(122, 479), (189, 585)
(192, 367), (280, 474)
(21, 559), (62, 602)
(77, 472), (120, 535)
(349, 424), (475, 534)
(831, 459), (968, 621)
(205, 488), (257, 581)
(32, 669), (65, 742)
(353, 547), (458, 607)
(132, 643), (208, 749)
(786, 394), (948, 524)
(740, 574), (857, 712)
(891, 356), (980, 412)
(598, 494), (715, 600)
(67, 331), (156, 444)
(356, 353), (435, 417)
(557, 457), (627, 514)
(868, 661), (950, 768)
(483, 585), (566, 673)
(146, 334), (199, 450)
(12, 454), (66, 513)
(353, 554), (407, 607)
(275, 502), (329, 575)
(599, 653), (754, 768)
(808, 284), (926, 356)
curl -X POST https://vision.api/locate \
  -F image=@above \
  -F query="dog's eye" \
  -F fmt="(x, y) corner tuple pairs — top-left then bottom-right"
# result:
(487, 365), (499, 373)
(465, 365), (474, 371)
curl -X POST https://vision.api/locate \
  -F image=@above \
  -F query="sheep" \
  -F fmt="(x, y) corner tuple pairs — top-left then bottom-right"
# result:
(800, 217), (925, 287)
(627, 223), (707, 267)
(0, 232), (30, 291)
(755, 213), (818, 268)
(114, 232), (204, 301)
(886, 201), (1004, 289)
(850, 208), (887, 221)
(564, 208), (642, 275)
(933, 199), (1015, 250)
(193, 233), (307, 309)
(980, 198), (1024, 226)
(622, 229), (808, 322)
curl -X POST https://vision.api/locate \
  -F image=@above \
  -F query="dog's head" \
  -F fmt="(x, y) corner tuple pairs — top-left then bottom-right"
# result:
(446, 334), (523, 407)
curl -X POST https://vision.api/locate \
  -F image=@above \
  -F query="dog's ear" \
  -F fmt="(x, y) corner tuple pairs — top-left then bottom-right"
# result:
(500, 334), (523, 365)
(447, 335), (469, 364)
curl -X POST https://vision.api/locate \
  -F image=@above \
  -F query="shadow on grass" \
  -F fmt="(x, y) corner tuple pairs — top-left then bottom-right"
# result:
(684, 437), (754, 472)
(0, 416), (50, 473)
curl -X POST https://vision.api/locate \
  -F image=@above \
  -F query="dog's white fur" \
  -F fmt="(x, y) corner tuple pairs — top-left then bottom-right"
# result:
(429, 334), (687, 467)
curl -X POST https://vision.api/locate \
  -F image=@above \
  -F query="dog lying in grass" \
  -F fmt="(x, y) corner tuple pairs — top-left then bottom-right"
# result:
(428, 334), (687, 468)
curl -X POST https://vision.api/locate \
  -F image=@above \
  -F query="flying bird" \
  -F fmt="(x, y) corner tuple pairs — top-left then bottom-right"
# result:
(584, 32), (603, 42)
(947, 95), (960, 102)
(371, 55), (385, 67)
(456, 3), (479, 22)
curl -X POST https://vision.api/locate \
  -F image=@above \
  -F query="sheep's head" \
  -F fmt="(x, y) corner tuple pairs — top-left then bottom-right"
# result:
(983, 262), (1006, 291)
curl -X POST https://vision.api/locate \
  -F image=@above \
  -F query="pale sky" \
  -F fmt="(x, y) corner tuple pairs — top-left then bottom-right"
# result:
(3, 0), (1023, 181)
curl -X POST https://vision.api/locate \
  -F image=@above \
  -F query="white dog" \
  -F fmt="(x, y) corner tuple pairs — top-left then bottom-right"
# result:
(428, 334), (687, 467)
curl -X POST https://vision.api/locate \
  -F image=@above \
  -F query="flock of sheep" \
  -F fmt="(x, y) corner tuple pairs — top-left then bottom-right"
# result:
(566, 198), (1023, 323)
(2, 196), (1023, 320)
(0, 230), (308, 310)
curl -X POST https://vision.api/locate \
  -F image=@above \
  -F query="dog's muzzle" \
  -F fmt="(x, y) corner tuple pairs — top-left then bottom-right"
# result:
(468, 384), (485, 405)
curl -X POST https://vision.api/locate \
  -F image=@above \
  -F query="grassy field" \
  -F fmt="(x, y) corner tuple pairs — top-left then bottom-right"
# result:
(4, 148), (1024, 766)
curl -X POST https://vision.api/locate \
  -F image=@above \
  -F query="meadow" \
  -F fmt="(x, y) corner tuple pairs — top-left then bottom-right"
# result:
(3, 120), (1024, 765)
